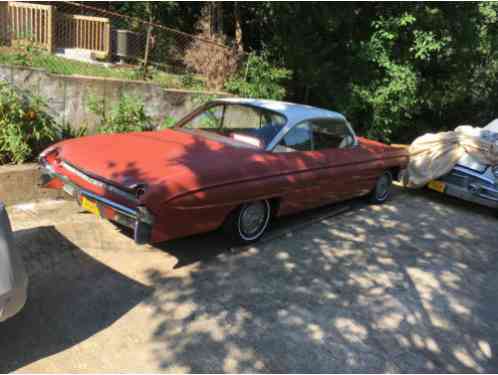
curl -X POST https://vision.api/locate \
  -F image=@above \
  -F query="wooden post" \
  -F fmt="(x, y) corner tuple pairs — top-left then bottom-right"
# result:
(103, 20), (110, 60)
(234, 3), (243, 52)
(0, 2), (8, 45)
(47, 4), (55, 52)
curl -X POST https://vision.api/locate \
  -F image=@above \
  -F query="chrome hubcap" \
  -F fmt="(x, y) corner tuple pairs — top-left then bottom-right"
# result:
(240, 201), (268, 238)
(376, 174), (391, 200)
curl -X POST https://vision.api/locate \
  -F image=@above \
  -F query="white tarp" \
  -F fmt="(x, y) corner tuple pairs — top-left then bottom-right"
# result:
(403, 121), (498, 187)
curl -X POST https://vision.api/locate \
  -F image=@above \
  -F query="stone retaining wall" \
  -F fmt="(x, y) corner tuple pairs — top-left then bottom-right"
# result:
(0, 64), (227, 132)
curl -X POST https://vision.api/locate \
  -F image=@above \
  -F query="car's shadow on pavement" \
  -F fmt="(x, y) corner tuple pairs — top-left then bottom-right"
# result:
(0, 226), (152, 373)
(154, 201), (351, 270)
(400, 184), (498, 218)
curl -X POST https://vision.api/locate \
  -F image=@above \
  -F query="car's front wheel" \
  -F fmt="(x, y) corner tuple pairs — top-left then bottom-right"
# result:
(224, 200), (272, 244)
(369, 171), (393, 204)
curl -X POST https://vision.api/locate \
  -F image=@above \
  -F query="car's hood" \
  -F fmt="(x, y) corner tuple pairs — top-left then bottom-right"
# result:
(56, 129), (267, 200)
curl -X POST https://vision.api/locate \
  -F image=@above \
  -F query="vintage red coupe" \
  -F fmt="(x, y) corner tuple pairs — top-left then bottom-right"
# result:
(39, 98), (408, 244)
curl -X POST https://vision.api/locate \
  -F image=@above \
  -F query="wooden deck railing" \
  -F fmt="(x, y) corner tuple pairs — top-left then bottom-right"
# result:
(4, 1), (55, 52)
(56, 14), (111, 57)
(0, 2), (8, 44)
(0, 2), (110, 58)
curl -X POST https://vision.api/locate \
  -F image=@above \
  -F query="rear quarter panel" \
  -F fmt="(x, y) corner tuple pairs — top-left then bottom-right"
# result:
(148, 152), (322, 242)
(357, 137), (409, 172)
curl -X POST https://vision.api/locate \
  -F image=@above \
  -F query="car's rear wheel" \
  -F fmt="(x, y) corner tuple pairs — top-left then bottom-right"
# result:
(224, 200), (272, 244)
(369, 171), (393, 204)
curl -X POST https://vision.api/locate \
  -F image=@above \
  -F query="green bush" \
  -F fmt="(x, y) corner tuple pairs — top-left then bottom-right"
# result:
(58, 122), (88, 140)
(160, 115), (178, 129)
(87, 94), (153, 134)
(0, 82), (58, 164)
(225, 52), (291, 100)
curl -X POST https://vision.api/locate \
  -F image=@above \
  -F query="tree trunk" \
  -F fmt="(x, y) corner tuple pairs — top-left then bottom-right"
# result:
(234, 3), (243, 52)
(217, 3), (223, 35)
(142, 3), (153, 80)
(210, 3), (223, 36)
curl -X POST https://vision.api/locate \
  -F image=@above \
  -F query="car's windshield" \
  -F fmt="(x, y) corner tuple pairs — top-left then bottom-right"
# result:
(177, 103), (287, 149)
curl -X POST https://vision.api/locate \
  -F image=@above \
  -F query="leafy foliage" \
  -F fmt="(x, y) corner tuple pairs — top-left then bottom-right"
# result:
(0, 82), (58, 164)
(4, 3), (498, 144)
(184, 13), (243, 91)
(161, 115), (178, 129)
(230, 3), (498, 142)
(58, 123), (88, 140)
(225, 52), (291, 100)
(0, 47), (188, 89)
(87, 94), (153, 134)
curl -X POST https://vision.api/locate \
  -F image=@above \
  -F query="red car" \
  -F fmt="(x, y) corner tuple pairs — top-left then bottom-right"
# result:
(39, 98), (408, 244)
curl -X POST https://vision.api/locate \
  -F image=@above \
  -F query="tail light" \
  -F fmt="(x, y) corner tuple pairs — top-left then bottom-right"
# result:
(135, 185), (147, 199)
(129, 183), (148, 199)
(39, 147), (60, 165)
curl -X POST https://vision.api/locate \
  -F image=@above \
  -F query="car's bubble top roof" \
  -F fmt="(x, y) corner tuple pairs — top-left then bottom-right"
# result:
(484, 119), (498, 133)
(215, 97), (346, 125)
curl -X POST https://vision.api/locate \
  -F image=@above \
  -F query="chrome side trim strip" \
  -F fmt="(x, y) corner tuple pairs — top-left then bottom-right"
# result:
(61, 161), (105, 188)
(444, 184), (498, 208)
(61, 161), (137, 202)
(453, 166), (495, 185)
(477, 185), (498, 202)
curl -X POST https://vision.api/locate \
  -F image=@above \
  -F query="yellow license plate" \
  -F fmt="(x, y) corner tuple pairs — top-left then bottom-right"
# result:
(428, 180), (446, 193)
(81, 196), (100, 216)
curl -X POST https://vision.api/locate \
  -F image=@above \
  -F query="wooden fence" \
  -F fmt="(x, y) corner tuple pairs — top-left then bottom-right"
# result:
(2, 2), (55, 51)
(0, 2), (8, 44)
(56, 14), (111, 57)
(0, 2), (110, 57)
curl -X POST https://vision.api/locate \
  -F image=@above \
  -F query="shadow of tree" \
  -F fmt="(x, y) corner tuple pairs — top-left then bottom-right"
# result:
(141, 186), (498, 372)
(0, 226), (153, 373)
(96, 128), (380, 242)
(30, 126), (498, 372)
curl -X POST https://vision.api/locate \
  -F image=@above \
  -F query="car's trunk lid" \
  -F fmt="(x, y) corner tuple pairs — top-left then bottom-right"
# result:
(456, 153), (488, 173)
(58, 129), (259, 191)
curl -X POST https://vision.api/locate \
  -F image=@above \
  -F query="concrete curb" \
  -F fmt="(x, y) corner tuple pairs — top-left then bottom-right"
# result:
(0, 163), (66, 206)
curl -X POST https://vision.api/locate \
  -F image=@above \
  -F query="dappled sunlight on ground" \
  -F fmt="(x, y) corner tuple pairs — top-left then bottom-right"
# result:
(2, 186), (498, 372)
(144, 187), (498, 372)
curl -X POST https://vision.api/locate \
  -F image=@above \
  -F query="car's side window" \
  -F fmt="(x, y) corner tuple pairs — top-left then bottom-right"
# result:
(275, 122), (313, 152)
(223, 104), (261, 130)
(184, 104), (224, 130)
(312, 119), (355, 150)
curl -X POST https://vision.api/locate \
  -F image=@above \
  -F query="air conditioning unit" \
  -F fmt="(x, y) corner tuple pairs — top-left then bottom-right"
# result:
(114, 29), (144, 61)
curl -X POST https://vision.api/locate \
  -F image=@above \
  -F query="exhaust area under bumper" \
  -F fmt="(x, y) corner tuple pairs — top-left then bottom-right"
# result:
(39, 166), (153, 245)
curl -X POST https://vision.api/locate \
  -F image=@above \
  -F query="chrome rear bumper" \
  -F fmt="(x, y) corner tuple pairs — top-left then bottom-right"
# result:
(39, 166), (153, 244)
(438, 170), (498, 209)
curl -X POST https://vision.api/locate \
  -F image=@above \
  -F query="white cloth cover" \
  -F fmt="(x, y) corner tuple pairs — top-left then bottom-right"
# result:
(403, 123), (498, 187)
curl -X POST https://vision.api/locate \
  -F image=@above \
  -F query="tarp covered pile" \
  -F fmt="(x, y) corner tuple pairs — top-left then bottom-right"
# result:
(403, 121), (498, 187)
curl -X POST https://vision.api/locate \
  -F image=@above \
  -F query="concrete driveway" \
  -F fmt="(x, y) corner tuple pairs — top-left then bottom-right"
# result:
(1, 186), (498, 373)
